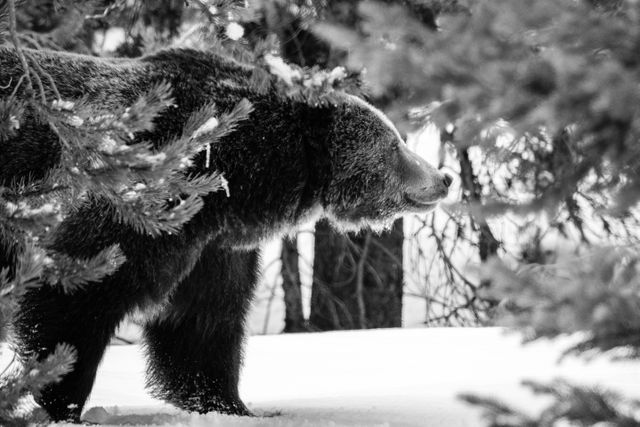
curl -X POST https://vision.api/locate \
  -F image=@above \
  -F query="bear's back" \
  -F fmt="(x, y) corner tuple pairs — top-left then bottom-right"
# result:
(0, 48), (257, 185)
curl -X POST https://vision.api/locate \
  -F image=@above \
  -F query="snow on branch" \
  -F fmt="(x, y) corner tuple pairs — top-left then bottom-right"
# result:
(99, 98), (252, 236)
(260, 53), (363, 104)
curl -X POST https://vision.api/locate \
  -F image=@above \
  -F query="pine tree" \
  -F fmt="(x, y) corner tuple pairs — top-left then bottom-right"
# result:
(312, 0), (640, 421)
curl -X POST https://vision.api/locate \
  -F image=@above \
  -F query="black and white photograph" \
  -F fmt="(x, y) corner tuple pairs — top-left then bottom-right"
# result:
(1, 0), (640, 425)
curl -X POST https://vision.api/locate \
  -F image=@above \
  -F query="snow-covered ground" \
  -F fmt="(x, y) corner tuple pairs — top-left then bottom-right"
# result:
(3, 328), (637, 426)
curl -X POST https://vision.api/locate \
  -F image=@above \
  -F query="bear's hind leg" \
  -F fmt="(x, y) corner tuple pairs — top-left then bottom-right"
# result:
(144, 243), (259, 416)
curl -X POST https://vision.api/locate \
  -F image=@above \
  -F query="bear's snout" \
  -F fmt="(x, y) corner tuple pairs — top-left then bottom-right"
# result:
(398, 143), (450, 208)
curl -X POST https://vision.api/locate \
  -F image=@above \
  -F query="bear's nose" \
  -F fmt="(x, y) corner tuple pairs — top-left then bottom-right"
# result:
(443, 173), (453, 188)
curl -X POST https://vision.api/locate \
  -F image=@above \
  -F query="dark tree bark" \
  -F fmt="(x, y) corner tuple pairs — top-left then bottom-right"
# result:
(458, 148), (500, 262)
(309, 219), (404, 330)
(439, 128), (499, 263)
(280, 236), (307, 332)
(456, 145), (499, 262)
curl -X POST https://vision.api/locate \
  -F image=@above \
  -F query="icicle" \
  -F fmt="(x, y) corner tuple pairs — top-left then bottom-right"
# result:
(220, 175), (230, 197)
(205, 144), (211, 169)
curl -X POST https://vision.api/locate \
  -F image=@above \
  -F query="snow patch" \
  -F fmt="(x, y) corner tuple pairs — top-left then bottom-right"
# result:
(136, 152), (167, 166)
(51, 99), (75, 111)
(226, 22), (244, 41)
(264, 55), (302, 86)
(220, 175), (230, 197)
(328, 67), (347, 84)
(192, 117), (219, 140)
(66, 115), (84, 127)
(9, 115), (20, 130)
(3, 328), (631, 426)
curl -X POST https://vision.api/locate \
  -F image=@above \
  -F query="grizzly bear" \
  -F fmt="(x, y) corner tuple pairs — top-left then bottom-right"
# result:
(0, 47), (452, 422)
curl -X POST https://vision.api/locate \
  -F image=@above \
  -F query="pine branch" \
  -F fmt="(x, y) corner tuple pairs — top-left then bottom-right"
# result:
(261, 53), (365, 104)
(460, 379), (640, 427)
(0, 344), (76, 424)
(458, 393), (536, 427)
(43, 244), (126, 293)
(479, 246), (640, 357)
(103, 98), (252, 236)
(1, 198), (62, 236)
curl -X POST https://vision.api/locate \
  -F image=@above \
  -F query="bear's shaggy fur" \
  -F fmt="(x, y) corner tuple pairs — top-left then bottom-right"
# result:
(0, 47), (450, 422)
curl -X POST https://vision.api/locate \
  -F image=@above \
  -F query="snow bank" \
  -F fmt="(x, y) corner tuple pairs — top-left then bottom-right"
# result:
(2, 328), (639, 426)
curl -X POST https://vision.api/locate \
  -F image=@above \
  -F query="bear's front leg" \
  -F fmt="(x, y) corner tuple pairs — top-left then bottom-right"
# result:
(144, 242), (259, 416)
(15, 277), (137, 422)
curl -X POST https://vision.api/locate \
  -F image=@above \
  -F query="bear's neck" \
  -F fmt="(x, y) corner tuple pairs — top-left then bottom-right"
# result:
(198, 99), (334, 248)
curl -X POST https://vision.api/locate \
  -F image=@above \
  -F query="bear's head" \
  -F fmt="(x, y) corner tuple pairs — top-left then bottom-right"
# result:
(322, 95), (453, 230)
(205, 90), (451, 245)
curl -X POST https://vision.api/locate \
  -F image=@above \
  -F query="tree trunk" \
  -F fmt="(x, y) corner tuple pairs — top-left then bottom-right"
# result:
(456, 147), (499, 261)
(309, 219), (404, 331)
(441, 127), (499, 263)
(280, 236), (307, 332)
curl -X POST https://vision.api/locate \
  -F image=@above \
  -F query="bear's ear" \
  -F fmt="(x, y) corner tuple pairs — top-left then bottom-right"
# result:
(398, 142), (452, 205)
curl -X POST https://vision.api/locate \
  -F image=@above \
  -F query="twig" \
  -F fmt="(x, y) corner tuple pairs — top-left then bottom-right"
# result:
(25, 52), (61, 101)
(85, 1), (123, 21)
(7, 0), (34, 98)
(311, 277), (352, 329)
(192, 0), (221, 22)
(354, 232), (371, 329)
(0, 77), (12, 90)
(0, 351), (17, 378)
(7, 1), (61, 104)
(430, 217), (476, 289)
(261, 279), (279, 335)
(9, 73), (26, 98)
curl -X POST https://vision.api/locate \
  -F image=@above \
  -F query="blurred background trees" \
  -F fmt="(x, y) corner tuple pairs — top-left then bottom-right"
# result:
(314, 0), (640, 421)
(2, 0), (640, 424)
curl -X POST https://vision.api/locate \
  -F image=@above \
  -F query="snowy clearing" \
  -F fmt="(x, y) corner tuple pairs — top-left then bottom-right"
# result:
(3, 328), (639, 426)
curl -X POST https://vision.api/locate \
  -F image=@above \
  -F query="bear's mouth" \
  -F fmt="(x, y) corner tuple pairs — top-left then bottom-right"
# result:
(404, 194), (439, 210)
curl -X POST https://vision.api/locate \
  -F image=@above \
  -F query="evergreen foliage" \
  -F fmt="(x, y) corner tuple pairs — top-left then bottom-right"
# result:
(0, 344), (75, 426)
(480, 247), (640, 358)
(460, 379), (640, 427)
(311, 0), (640, 422)
(3, 0), (640, 423)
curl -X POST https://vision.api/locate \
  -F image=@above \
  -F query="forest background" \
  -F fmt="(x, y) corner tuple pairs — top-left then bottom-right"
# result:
(2, 0), (640, 425)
